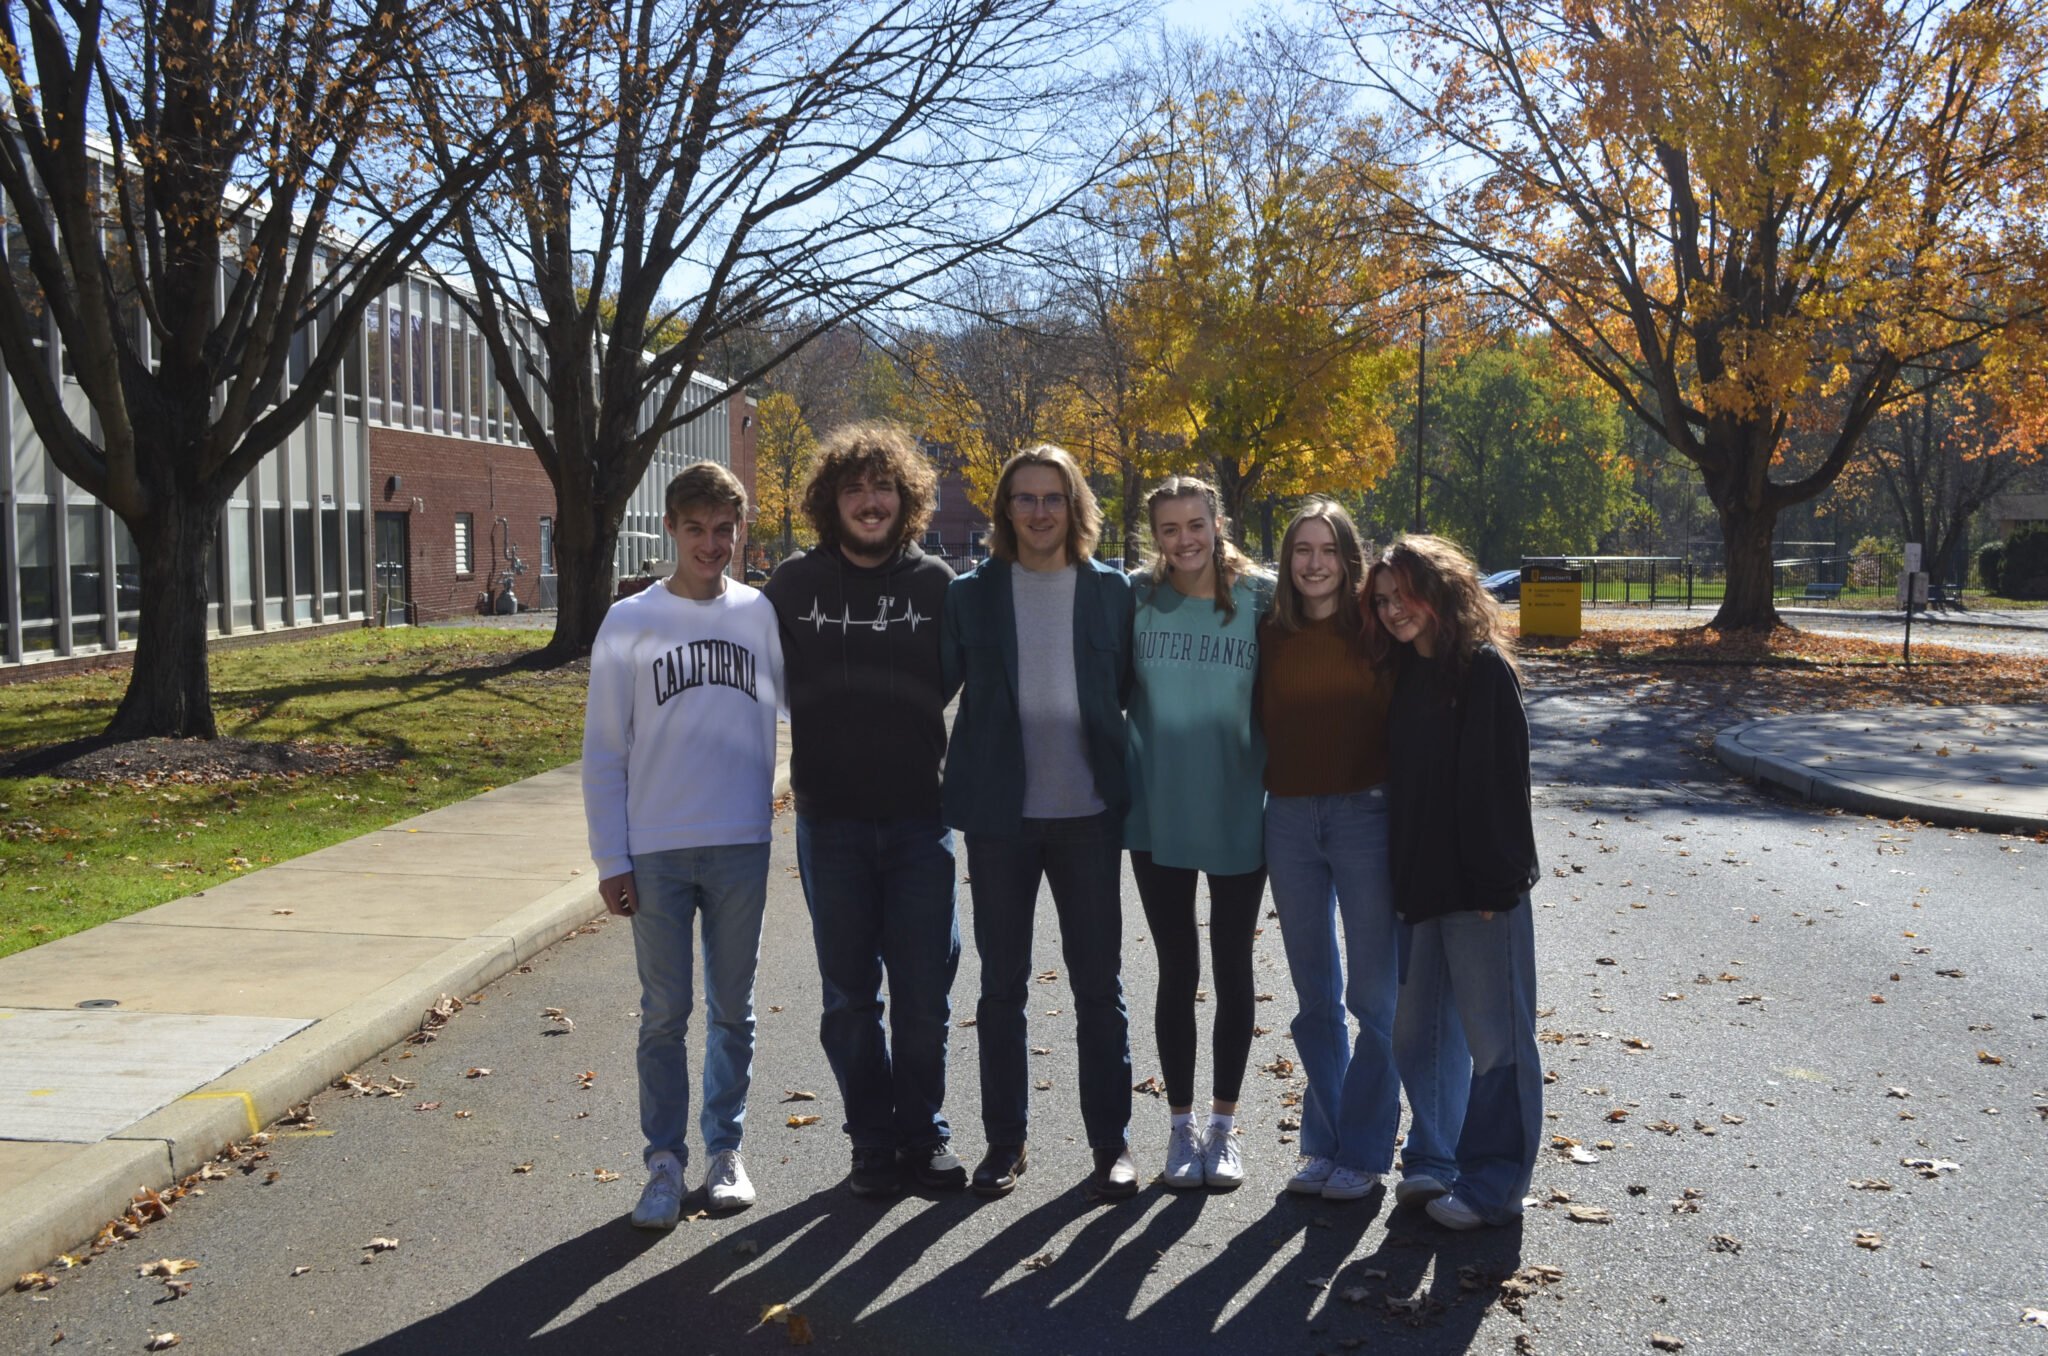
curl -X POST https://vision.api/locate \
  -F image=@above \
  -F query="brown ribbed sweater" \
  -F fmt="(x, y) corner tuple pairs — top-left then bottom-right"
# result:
(1257, 614), (1391, 795)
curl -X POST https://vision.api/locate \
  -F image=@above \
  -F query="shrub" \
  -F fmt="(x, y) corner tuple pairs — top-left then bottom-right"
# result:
(1977, 540), (2004, 594)
(2002, 522), (2048, 600)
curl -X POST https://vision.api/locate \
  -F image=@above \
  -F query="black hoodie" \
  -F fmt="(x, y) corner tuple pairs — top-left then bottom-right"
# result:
(763, 541), (957, 820)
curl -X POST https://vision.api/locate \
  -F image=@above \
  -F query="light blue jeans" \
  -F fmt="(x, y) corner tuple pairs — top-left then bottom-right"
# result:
(629, 843), (772, 1168)
(1265, 789), (1412, 1174)
(1393, 898), (1543, 1221)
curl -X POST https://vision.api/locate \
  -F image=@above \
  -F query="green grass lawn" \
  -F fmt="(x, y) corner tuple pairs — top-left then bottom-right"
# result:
(0, 628), (586, 958)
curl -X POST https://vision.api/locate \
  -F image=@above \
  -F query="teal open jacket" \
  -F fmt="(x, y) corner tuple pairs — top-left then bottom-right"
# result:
(939, 556), (1134, 838)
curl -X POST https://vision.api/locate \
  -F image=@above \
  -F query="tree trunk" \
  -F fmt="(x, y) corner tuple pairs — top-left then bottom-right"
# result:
(1119, 462), (1143, 567)
(105, 506), (221, 740)
(538, 476), (626, 665)
(1708, 496), (1782, 631)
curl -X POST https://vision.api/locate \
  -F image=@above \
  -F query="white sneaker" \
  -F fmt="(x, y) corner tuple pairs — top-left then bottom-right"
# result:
(1163, 1120), (1206, 1190)
(631, 1151), (684, 1230)
(1395, 1173), (1450, 1206)
(1321, 1166), (1381, 1201)
(1203, 1127), (1244, 1190)
(706, 1148), (755, 1210)
(1426, 1194), (1486, 1230)
(1286, 1156), (1338, 1195)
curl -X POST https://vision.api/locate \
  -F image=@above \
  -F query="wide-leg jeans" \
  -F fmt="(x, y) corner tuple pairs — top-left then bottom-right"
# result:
(1393, 897), (1543, 1220)
(795, 813), (961, 1152)
(629, 842), (772, 1168)
(966, 810), (1132, 1150)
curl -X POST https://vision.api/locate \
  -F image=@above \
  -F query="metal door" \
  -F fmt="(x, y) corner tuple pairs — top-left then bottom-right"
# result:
(374, 511), (410, 626)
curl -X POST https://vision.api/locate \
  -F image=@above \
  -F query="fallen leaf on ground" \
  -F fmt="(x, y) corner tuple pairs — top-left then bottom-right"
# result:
(1567, 1146), (1600, 1164)
(290, 1266), (311, 1277)
(787, 1114), (822, 1128)
(788, 1314), (813, 1346)
(2023, 1309), (2048, 1328)
(145, 1335), (180, 1351)
(161, 1279), (191, 1299)
(1566, 1205), (1612, 1224)
(1033, 1079), (1053, 1091)
(1847, 1178), (1893, 1191)
(364, 1238), (399, 1253)
(576, 1071), (597, 1090)
(1901, 1157), (1961, 1177)
(513, 1162), (534, 1174)
(1978, 1051), (2004, 1065)
(1854, 1230), (1884, 1250)
(1036, 969), (1059, 983)
(1710, 1235), (1742, 1253)
(594, 1169), (621, 1183)
(465, 1068), (491, 1079)
(14, 1273), (54, 1292)
(1650, 1334), (1685, 1352)
(782, 1091), (817, 1102)
(1133, 1076), (1164, 1096)
(137, 1260), (199, 1278)
(414, 1101), (442, 1112)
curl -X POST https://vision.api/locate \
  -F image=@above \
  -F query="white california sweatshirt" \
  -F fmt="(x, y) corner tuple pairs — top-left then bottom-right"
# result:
(581, 579), (786, 879)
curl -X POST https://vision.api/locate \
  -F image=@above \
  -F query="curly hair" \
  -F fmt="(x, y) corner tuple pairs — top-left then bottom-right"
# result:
(798, 423), (938, 556)
(989, 443), (1102, 564)
(1362, 533), (1518, 688)
(1269, 499), (1368, 639)
(1140, 476), (1259, 622)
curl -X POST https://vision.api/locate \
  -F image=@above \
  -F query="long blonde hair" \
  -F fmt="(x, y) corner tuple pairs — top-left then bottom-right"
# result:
(988, 443), (1102, 564)
(1141, 476), (1256, 622)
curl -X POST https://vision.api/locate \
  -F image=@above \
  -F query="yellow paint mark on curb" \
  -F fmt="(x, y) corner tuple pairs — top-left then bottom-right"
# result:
(275, 1129), (337, 1139)
(29, 1089), (54, 1097)
(183, 1090), (261, 1137)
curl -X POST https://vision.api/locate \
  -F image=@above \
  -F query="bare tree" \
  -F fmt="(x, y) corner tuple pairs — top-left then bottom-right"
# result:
(0, 0), (512, 736)
(416, 0), (1121, 663)
(1863, 372), (2042, 587)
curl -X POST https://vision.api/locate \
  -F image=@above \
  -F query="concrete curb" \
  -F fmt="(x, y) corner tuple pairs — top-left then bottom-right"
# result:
(0, 876), (604, 1283)
(1713, 722), (2048, 833)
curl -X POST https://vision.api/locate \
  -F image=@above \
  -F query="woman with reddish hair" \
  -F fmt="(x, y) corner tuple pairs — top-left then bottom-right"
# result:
(1365, 535), (1542, 1231)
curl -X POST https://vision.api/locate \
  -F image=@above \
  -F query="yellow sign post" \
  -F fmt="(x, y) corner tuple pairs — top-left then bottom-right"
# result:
(1519, 563), (1582, 639)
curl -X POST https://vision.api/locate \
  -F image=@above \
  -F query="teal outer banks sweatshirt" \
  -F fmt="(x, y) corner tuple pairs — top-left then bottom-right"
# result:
(1123, 572), (1272, 875)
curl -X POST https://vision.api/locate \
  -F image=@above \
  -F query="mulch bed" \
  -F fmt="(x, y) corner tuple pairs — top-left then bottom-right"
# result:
(0, 736), (397, 785)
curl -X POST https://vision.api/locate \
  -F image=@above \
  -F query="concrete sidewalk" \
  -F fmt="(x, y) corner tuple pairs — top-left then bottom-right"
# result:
(1715, 703), (2048, 831)
(0, 730), (790, 1281)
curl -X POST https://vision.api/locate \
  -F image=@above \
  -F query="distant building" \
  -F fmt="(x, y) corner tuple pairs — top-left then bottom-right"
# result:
(1, 247), (752, 671)
(922, 449), (990, 570)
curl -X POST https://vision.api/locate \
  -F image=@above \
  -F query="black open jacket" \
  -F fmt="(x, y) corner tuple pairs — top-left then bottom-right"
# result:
(1386, 644), (1540, 922)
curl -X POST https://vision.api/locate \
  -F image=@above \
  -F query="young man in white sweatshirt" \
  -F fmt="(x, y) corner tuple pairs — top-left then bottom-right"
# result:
(582, 461), (785, 1228)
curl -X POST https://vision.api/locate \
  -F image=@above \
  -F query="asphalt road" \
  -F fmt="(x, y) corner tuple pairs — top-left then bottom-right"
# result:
(4, 661), (2044, 1356)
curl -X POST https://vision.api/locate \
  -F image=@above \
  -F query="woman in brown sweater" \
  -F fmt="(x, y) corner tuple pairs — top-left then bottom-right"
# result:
(1258, 500), (1448, 1205)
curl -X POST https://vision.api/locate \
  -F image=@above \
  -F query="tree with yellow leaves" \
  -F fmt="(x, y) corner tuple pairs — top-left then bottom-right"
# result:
(753, 393), (818, 564)
(1336, 0), (2048, 628)
(1109, 27), (1410, 546)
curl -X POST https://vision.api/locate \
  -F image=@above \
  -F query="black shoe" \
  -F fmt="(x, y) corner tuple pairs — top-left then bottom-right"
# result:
(971, 1143), (1028, 1198)
(1085, 1143), (1139, 1201)
(849, 1148), (903, 1199)
(901, 1141), (968, 1192)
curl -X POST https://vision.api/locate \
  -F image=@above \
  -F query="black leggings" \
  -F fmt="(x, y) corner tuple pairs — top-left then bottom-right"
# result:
(1130, 850), (1268, 1108)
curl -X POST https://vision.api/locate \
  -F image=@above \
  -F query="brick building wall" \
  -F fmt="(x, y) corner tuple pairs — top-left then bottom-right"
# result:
(369, 427), (559, 623)
(925, 462), (990, 571)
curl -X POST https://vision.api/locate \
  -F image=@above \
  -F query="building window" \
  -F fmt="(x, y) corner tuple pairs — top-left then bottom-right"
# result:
(455, 513), (474, 575)
(969, 528), (987, 558)
(924, 529), (942, 552)
(538, 516), (554, 574)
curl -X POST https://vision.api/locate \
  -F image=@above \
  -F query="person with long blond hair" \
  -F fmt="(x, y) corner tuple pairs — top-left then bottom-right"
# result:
(1365, 534), (1542, 1231)
(940, 444), (1140, 1202)
(1124, 476), (1272, 1190)
(1257, 500), (1437, 1202)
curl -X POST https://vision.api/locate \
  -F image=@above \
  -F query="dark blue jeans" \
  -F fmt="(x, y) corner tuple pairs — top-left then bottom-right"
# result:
(966, 811), (1132, 1149)
(795, 814), (960, 1152)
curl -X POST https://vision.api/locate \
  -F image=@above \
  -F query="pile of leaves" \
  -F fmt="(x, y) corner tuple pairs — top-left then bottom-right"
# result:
(0, 736), (398, 786)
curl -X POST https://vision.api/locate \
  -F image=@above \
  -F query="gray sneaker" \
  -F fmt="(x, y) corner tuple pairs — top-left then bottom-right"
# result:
(630, 1151), (684, 1230)
(1286, 1156), (1338, 1195)
(706, 1148), (755, 1210)
(1202, 1126), (1244, 1190)
(1395, 1173), (1450, 1206)
(1321, 1166), (1381, 1201)
(1163, 1120), (1206, 1190)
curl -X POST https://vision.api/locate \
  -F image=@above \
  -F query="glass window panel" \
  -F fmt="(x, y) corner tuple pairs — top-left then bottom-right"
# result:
(67, 503), (103, 618)
(366, 302), (384, 407)
(288, 321), (310, 389)
(346, 509), (366, 612)
(538, 516), (553, 574)
(389, 302), (406, 412)
(292, 507), (314, 598)
(432, 313), (448, 428)
(262, 506), (286, 600)
(113, 516), (140, 617)
(410, 282), (428, 414)
(17, 503), (54, 622)
(322, 507), (343, 603)
(454, 512), (473, 574)
(469, 332), (484, 436)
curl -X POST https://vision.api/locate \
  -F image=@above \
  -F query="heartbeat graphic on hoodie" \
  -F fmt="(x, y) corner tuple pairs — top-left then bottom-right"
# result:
(798, 595), (935, 634)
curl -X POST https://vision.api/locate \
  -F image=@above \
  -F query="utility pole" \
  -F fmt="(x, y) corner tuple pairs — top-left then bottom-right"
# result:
(1413, 292), (1428, 534)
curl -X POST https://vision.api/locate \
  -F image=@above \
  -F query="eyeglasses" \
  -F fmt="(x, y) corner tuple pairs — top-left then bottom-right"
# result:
(1008, 493), (1068, 514)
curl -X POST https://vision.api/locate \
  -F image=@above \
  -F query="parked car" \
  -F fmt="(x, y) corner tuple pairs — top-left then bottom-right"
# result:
(1481, 568), (1522, 602)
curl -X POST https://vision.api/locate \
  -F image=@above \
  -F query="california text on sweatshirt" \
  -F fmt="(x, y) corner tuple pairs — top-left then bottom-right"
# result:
(581, 579), (786, 879)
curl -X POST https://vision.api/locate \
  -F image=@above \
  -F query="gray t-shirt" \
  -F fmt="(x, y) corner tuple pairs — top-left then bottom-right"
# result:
(1012, 562), (1106, 819)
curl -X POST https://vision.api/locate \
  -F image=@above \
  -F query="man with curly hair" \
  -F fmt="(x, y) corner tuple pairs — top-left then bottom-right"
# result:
(763, 423), (964, 1198)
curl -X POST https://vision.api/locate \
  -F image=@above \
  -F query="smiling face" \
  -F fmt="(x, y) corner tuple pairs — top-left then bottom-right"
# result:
(835, 469), (902, 564)
(1005, 464), (1072, 569)
(666, 503), (740, 599)
(1369, 564), (1432, 655)
(1151, 492), (1217, 586)
(1289, 518), (1345, 618)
